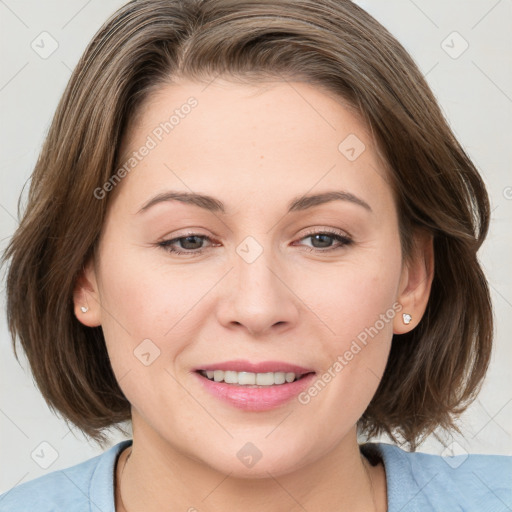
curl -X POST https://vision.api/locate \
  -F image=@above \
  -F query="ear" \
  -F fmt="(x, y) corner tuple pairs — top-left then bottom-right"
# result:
(393, 229), (434, 334)
(73, 255), (102, 327)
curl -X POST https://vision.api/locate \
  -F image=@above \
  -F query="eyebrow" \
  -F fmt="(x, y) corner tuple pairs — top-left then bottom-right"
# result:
(137, 190), (372, 215)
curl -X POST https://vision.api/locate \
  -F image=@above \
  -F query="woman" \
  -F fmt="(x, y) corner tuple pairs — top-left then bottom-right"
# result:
(1, 0), (510, 511)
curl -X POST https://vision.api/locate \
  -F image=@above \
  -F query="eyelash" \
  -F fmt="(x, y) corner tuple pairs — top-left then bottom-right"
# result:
(157, 229), (353, 256)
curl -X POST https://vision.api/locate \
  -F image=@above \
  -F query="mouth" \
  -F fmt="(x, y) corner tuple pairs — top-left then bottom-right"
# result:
(197, 369), (312, 387)
(193, 360), (316, 411)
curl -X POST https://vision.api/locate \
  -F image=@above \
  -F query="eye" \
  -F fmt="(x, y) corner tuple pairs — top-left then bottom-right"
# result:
(295, 229), (353, 253)
(157, 233), (215, 256)
(157, 228), (352, 257)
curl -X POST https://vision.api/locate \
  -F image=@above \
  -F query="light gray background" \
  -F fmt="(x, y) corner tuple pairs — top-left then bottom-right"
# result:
(1, 0), (511, 493)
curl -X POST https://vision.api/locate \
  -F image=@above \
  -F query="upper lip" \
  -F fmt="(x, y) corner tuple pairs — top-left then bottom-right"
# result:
(196, 360), (315, 375)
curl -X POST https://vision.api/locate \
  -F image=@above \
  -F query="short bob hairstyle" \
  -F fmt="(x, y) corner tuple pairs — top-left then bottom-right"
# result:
(2, 0), (492, 450)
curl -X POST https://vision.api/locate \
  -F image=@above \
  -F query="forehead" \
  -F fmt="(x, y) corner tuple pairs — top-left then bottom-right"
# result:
(111, 78), (392, 216)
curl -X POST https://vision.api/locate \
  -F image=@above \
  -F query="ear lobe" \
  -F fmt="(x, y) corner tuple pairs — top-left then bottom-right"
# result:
(73, 257), (102, 327)
(393, 230), (434, 334)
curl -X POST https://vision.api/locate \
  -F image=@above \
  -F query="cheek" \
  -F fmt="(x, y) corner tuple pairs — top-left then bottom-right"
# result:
(95, 241), (233, 412)
(95, 254), (199, 423)
(300, 252), (401, 353)
(334, 272), (398, 350)
(97, 233), (212, 337)
(293, 247), (401, 411)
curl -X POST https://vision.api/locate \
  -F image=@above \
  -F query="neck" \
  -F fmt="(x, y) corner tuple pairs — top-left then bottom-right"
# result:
(116, 423), (386, 512)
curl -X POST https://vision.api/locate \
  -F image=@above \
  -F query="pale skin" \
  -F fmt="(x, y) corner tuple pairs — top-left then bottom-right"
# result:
(74, 78), (433, 511)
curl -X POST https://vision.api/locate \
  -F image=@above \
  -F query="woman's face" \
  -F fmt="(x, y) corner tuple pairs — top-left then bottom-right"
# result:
(83, 78), (416, 477)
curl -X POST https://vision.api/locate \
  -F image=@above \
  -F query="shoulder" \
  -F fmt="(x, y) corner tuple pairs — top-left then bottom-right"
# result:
(361, 442), (512, 512)
(0, 440), (132, 512)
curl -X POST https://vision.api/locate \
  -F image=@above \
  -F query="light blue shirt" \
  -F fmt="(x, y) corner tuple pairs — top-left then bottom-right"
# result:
(1, 440), (510, 511)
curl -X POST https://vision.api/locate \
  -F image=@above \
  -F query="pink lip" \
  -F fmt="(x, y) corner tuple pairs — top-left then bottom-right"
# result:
(193, 360), (316, 412)
(196, 360), (314, 374)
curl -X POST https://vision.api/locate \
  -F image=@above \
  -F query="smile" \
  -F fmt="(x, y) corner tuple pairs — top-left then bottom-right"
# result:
(193, 360), (317, 411)
(198, 370), (308, 386)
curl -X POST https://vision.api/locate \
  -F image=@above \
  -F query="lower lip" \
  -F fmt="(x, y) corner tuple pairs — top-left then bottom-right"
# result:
(194, 372), (316, 411)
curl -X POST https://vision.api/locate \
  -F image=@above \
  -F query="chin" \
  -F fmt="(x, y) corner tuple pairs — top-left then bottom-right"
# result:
(194, 439), (312, 480)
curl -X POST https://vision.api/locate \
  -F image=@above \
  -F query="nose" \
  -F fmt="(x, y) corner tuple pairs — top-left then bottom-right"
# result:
(216, 243), (300, 337)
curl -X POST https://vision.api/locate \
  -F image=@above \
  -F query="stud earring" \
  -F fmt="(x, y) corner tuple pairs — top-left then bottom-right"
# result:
(80, 305), (89, 313)
(402, 313), (412, 325)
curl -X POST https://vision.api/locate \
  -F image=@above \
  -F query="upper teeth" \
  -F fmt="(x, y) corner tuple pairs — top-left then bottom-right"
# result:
(200, 370), (300, 386)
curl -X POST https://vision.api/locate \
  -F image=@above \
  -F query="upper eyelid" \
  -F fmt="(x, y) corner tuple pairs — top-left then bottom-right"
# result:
(166, 225), (351, 239)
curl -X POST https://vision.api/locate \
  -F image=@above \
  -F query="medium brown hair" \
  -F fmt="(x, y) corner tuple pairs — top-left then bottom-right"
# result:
(2, 0), (492, 449)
